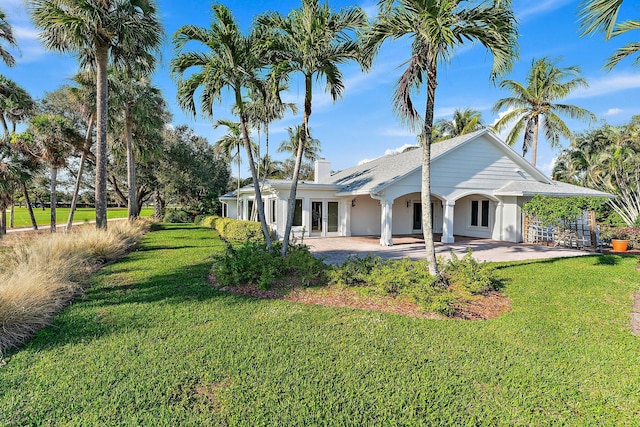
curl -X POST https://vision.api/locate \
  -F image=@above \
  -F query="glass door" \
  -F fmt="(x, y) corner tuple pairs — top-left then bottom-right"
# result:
(311, 201), (322, 233)
(328, 202), (339, 233)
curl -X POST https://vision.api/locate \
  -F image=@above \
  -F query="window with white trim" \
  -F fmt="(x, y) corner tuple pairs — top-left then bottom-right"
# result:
(470, 199), (490, 227)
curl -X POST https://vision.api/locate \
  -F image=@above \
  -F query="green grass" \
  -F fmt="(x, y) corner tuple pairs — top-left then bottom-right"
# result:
(1, 225), (639, 425)
(5, 207), (153, 228)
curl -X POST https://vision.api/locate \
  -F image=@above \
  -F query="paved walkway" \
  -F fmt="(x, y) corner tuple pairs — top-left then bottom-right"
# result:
(305, 235), (594, 264)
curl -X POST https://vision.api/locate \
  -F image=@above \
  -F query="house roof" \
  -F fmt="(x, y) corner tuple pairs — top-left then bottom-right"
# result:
(324, 129), (552, 195)
(323, 130), (487, 195)
(495, 180), (614, 198)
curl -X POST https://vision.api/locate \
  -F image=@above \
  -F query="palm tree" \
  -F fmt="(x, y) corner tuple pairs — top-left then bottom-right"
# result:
(0, 76), (35, 136)
(66, 71), (96, 230)
(492, 57), (596, 167)
(435, 108), (484, 140)
(365, 0), (518, 277)
(241, 80), (298, 182)
(258, 0), (368, 256)
(214, 119), (245, 220)
(30, 0), (163, 229)
(579, 0), (639, 69)
(0, 7), (17, 67)
(171, 4), (272, 248)
(108, 70), (164, 220)
(16, 114), (83, 232)
(277, 125), (320, 172)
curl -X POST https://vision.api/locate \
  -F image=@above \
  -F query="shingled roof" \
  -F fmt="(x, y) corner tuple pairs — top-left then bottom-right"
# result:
(322, 129), (487, 195)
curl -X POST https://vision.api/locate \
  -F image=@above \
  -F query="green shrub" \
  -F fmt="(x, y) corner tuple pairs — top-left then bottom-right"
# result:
(201, 215), (220, 229)
(215, 217), (234, 237)
(193, 215), (206, 225)
(211, 241), (326, 290)
(440, 250), (499, 295)
(224, 220), (264, 242)
(328, 250), (498, 316)
(163, 209), (193, 223)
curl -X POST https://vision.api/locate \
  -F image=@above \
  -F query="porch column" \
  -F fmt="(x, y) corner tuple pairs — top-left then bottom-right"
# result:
(380, 199), (393, 246)
(441, 200), (455, 244)
(492, 201), (503, 241)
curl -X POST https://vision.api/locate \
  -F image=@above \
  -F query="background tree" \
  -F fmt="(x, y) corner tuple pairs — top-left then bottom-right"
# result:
(492, 57), (596, 167)
(0, 7), (17, 67)
(14, 114), (83, 232)
(365, 0), (518, 276)
(0, 76), (35, 136)
(258, 0), (368, 255)
(108, 70), (164, 220)
(553, 117), (640, 225)
(30, 0), (163, 229)
(579, 0), (639, 69)
(434, 107), (484, 140)
(277, 125), (320, 180)
(172, 4), (272, 248)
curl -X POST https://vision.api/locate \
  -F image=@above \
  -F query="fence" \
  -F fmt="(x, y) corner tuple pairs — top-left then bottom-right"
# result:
(524, 211), (599, 251)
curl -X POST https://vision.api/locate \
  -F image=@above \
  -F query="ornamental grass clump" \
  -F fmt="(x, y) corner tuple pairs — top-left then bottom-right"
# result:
(0, 221), (148, 355)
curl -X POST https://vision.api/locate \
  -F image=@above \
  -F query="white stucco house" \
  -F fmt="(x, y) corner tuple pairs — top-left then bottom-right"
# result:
(220, 129), (610, 246)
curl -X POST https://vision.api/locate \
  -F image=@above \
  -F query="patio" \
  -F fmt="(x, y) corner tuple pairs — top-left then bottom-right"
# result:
(304, 235), (594, 264)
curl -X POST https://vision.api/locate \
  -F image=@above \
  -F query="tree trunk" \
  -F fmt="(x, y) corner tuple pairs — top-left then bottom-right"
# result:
(153, 190), (165, 221)
(9, 199), (14, 228)
(531, 115), (539, 167)
(125, 103), (138, 221)
(281, 74), (312, 256)
(236, 92), (272, 250)
(22, 182), (37, 230)
(421, 66), (440, 278)
(95, 42), (109, 229)
(0, 114), (8, 137)
(67, 115), (94, 231)
(236, 148), (240, 219)
(108, 175), (128, 207)
(0, 203), (6, 238)
(50, 166), (57, 233)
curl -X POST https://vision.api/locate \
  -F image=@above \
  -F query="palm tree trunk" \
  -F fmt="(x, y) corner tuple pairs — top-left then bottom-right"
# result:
(9, 199), (14, 228)
(281, 75), (312, 256)
(236, 94), (272, 250)
(21, 182), (37, 230)
(50, 166), (57, 233)
(531, 116), (539, 167)
(0, 203), (6, 238)
(422, 67), (440, 278)
(125, 103), (138, 220)
(0, 114), (8, 137)
(236, 148), (241, 219)
(94, 42), (109, 229)
(67, 115), (94, 231)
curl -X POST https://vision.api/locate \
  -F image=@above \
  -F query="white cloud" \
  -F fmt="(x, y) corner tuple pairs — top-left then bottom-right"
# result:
(604, 108), (623, 117)
(384, 144), (416, 156)
(538, 156), (558, 178)
(357, 143), (417, 165)
(517, 0), (574, 21)
(13, 26), (40, 41)
(569, 73), (640, 100)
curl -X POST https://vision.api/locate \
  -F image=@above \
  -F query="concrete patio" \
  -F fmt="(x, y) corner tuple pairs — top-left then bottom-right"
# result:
(304, 235), (594, 264)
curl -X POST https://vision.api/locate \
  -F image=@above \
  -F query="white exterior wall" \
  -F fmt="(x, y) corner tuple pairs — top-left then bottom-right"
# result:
(350, 196), (381, 236)
(452, 195), (495, 239)
(391, 192), (443, 235)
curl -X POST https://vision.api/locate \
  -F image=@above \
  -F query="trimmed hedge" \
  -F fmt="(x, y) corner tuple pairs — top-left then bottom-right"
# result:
(200, 216), (271, 243)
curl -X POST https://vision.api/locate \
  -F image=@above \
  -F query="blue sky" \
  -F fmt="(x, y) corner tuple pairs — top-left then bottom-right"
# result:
(2, 0), (640, 178)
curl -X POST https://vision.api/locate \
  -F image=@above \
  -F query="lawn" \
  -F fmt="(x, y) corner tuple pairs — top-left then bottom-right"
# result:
(1, 224), (638, 425)
(5, 207), (153, 228)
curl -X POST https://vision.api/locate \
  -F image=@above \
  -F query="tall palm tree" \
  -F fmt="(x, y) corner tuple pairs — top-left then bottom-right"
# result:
(241, 79), (298, 182)
(258, 0), (368, 256)
(0, 7), (17, 67)
(214, 119), (246, 220)
(30, 0), (163, 229)
(278, 125), (320, 161)
(365, 0), (518, 277)
(492, 57), (596, 167)
(0, 76), (35, 136)
(109, 70), (164, 220)
(171, 4), (273, 248)
(66, 71), (96, 230)
(579, 0), (639, 69)
(16, 114), (83, 233)
(435, 107), (484, 140)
